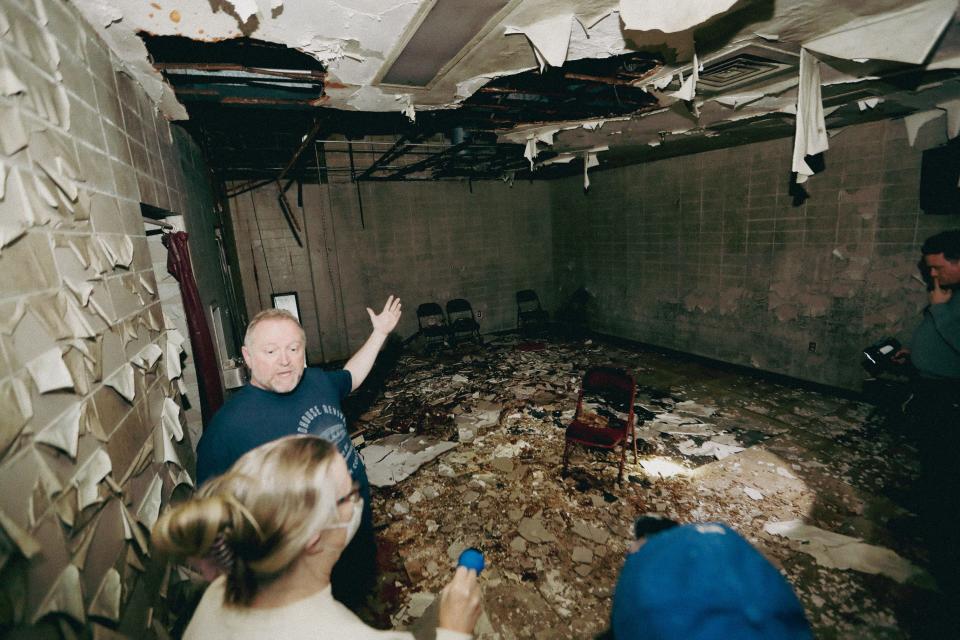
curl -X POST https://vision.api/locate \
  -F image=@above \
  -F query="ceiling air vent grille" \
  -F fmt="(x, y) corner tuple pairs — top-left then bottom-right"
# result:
(697, 53), (795, 94)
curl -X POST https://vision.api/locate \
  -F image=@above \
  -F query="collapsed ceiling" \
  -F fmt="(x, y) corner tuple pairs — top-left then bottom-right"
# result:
(74, 0), (960, 183)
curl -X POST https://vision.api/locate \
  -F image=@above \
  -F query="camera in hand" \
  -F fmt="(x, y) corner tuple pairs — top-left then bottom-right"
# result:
(862, 337), (902, 375)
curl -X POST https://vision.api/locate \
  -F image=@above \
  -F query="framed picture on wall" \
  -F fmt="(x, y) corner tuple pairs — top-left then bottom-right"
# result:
(271, 292), (301, 322)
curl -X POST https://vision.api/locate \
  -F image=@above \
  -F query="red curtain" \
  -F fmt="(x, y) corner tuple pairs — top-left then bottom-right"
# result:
(162, 231), (224, 426)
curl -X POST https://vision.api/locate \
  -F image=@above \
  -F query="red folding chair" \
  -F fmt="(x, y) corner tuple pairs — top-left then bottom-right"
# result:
(562, 367), (637, 483)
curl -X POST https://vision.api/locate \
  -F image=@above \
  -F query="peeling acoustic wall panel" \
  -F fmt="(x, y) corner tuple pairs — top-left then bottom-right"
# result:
(0, 0), (219, 636)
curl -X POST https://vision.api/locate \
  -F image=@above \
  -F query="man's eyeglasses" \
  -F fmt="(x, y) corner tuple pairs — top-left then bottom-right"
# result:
(336, 481), (361, 507)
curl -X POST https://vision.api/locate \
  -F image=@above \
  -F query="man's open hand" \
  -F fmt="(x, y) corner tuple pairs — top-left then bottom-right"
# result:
(368, 295), (402, 336)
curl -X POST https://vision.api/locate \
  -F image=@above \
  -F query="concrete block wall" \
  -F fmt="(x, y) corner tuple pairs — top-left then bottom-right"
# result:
(552, 117), (960, 390)
(0, 0), (223, 636)
(229, 176), (554, 362)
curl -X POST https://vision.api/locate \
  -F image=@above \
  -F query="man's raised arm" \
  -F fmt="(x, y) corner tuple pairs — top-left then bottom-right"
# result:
(343, 295), (402, 391)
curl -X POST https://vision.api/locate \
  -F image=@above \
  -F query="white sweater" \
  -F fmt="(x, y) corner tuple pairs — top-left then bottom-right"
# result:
(184, 577), (471, 640)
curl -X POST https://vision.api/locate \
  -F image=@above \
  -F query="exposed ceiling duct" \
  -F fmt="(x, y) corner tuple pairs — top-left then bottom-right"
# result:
(379, 0), (512, 88)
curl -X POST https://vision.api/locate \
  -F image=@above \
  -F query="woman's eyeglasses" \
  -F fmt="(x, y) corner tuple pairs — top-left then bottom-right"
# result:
(336, 481), (361, 507)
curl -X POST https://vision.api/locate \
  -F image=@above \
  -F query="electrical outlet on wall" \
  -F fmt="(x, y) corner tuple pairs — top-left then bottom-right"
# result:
(808, 341), (817, 353)
(476, 310), (482, 318)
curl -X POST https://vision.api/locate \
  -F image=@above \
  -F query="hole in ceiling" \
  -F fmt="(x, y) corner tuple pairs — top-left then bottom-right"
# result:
(457, 52), (662, 127)
(141, 34), (326, 110)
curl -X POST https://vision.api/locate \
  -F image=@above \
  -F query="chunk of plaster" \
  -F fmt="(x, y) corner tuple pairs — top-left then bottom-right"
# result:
(399, 96), (415, 122)
(35, 402), (82, 459)
(0, 105), (28, 155)
(29, 293), (75, 340)
(73, 448), (112, 510)
(653, 74), (673, 90)
(7, 169), (51, 226)
(0, 67), (26, 96)
(60, 291), (97, 339)
(522, 129), (559, 169)
(96, 235), (134, 269)
(32, 174), (59, 208)
(505, 14), (573, 71)
(38, 159), (78, 202)
(153, 427), (183, 468)
(165, 338), (183, 381)
(104, 363), (136, 403)
(764, 519), (929, 584)
(120, 503), (149, 555)
(134, 343), (163, 370)
(66, 238), (90, 269)
(0, 507), (41, 558)
(0, 377), (32, 451)
(162, 396), (183, 442)
(63, 277), (95, 307)
(88, 568), (121, 622)
(31, 564), (86, 624)
(670, 54), (699, 101)
(32, 564), (85, 624)
(0, 222), (26, 254)
(154, 419), (182, 467)
(539, 152), (576, 167)
(135, 474), (163, 529)
(138, 274), (155, 296)
(173, 468), (194, 488)
(0, 299), (26, 336)
(582, 145), (607, 190)
(26, 347), (74, 393)
(118, 318), (138, 348)
(619, 0), (737, 34)
(804, 0), (957, 66)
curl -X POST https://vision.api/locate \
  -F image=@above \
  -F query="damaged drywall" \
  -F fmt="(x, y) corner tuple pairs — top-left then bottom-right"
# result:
(71, 0), (960, 152)
(493, 1), (959, 182)
(56, 0), (960, 193)
(0, 1), (221, 636)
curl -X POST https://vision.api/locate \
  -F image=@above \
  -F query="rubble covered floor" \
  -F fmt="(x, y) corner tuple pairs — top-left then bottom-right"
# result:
(356, 335), (932, 639)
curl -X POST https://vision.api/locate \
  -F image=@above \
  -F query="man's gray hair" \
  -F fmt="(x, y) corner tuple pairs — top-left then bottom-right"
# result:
(244, 308), (305, 347)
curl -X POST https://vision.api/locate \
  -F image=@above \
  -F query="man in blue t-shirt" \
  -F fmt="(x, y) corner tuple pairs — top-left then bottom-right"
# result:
(196, 295), (402, 612)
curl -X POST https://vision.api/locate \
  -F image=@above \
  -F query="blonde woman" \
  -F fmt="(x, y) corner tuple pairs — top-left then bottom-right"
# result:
(153, 435), (482, 639)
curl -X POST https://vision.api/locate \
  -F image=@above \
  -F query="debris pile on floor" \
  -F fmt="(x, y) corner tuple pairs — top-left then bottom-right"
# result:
(355, 335), (930, 639)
